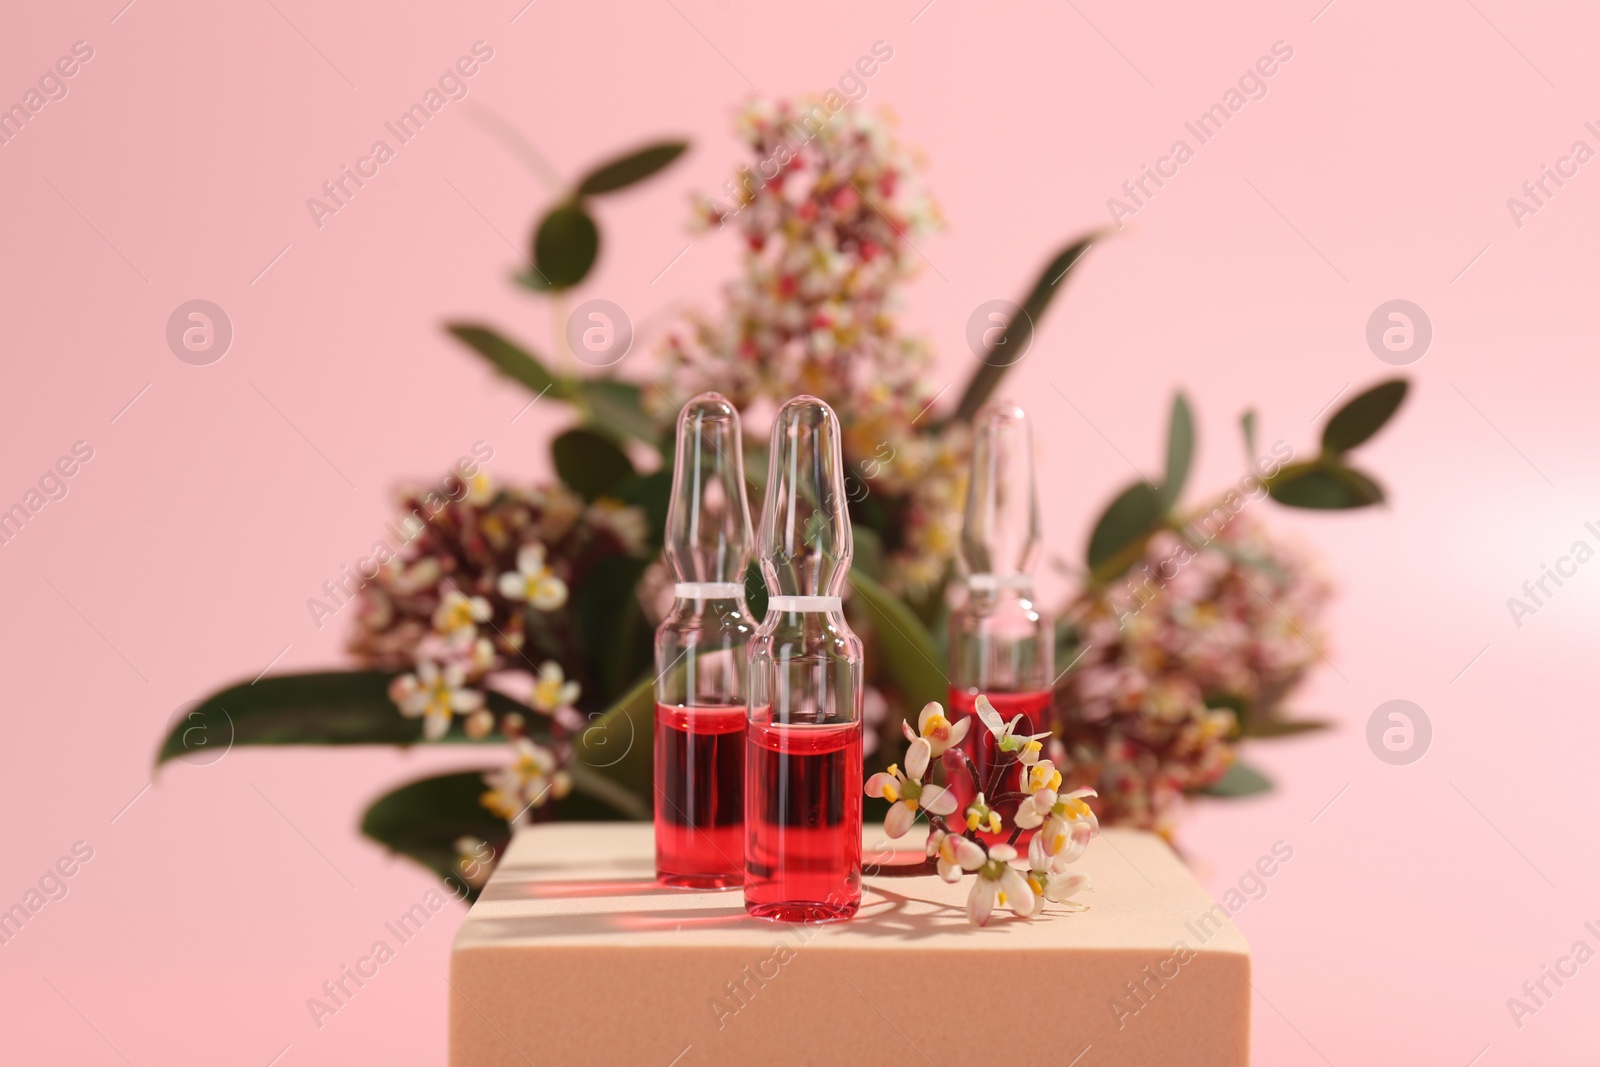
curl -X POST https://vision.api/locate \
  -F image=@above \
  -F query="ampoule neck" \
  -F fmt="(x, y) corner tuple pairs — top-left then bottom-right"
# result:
(758, 395), (852, 599)
(665, 392), (753, 586)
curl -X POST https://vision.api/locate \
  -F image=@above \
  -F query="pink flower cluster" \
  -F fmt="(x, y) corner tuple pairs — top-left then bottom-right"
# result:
(1055, 513), (1333, 834)
(660, 98), (964, 593)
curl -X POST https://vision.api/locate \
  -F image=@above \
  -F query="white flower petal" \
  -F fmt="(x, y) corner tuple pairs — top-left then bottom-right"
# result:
(516, 543), (546, 576)
(917, 701), (943, 734)
(967, 878), (998, 926)
(1028, 834), (1050, 871)
(947, 716), (971, 747)
(884, 800), (916, 839)
(864, 772), (897, 799)
(950, 836), (987, 871)
(974, 694), (1004, 737)
(496, 572), (525, 600)
(1000, 867), (1035, 917)
(423, 708), (451, 740)
(531, 576), (568, 611)
(919, 783), (958, 816)
(904, 738), (931, 782)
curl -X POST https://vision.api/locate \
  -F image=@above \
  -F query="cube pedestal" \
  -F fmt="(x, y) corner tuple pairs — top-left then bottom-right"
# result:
(450, 823), (1249, 1066)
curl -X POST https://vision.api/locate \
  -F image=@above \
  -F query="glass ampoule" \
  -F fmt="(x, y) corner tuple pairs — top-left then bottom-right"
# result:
(745, 395), (864, 922)
(946, 400), (1055, 839)
(654, 393), (756, 889)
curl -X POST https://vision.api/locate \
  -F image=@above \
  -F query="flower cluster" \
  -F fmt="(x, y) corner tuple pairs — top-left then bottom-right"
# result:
(1054, 513), (1333, 834)
(867, 698), (1098, 927)
(348, 475), (647, 821)
(659, 97), (965, 594)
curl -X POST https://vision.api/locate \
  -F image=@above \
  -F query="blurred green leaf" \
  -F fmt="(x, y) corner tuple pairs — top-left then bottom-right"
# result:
(533, 202), (600, 289)
(360, 770), (510, 904)
(552, 428), (635, 501)
(743, 560), (769, 620)
(572, 554), (652, 702)
(1160, 392), (1194, 511)
(1087, 481), (1164, 583)
(446, 324), (565, 397)
(615, 469), (673, 548)
(1321, 379), (1408, 453)
(576, 141), (689, 196)
(573, 378), (659, 449)
(848, 568), (946, 712)
(1268, 462), (1386, 509)
(156, 671), (521, 765)
(953, 231), (1105, 422)
(1199, 761), (1274, 797)
(359, 768), (635, 903)
(572, 674), (655, 802)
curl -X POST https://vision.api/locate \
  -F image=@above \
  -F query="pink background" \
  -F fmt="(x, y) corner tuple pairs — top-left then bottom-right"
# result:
(2, 0), (1597, 1063)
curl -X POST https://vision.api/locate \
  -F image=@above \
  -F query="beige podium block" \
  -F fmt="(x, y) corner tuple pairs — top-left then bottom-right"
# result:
(450, 823), (1249, 1066)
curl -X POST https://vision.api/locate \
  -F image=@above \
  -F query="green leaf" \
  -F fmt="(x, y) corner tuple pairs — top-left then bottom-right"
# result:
(156, 671), (519, 765)
(571, 674), (655, 801)
(446, 323), (565, 397)
(576, 141), (689, 196)
(1267, 462), (1386, 509)
(572, 554), (652, 702)
(953, 230), (1106, 422)
(847, 567), (946, 712)
(1321, 379), (1408, 453)
(1087, 481), (1164, 583)
(615, 469), (673, 548)
(1240, 409), (1257, 457)
(359, 768), (636, 903)
(360, 771), (510, 903)
(533, 202), (600, 289)
(743, 560), (769, 620)
(552, 428), (635, 502)
(1240, 717), (1333, 739)
(1199, 761), (1274, 797)
(1160, 392), (1194, 511)
(573, 378), (660, 448)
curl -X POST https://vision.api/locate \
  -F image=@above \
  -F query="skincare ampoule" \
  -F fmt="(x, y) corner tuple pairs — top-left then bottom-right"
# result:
(654, 393), (756, 888)
(744, 395), (864, 922)
(947, 401), (1055, 839)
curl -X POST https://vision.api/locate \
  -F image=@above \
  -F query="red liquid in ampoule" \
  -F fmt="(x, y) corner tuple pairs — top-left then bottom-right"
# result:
(945, 688), (1053, 842)
(744, 715), (863, 922)
(654, 704), (745, 888)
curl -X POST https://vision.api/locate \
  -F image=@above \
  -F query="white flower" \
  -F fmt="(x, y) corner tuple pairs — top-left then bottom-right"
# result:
(1024, 835), (1092, 914)
(931, 830), (986, 882)
(389, 660), (484, 740)
(864, 741), (958, 838)
(496, 543), (569, 610)
(972, 694), (1049, 764)
(899, 700), (971, 758)
(1037, 788), (1100, 864)
(481, 739), (571, 822)
(433, 590), (491, 645)
(529, 661), (580, 716)
(1013, 761), (1066, 830)
(967, 843), (1035, 926)
(964, 792), (1003, 836)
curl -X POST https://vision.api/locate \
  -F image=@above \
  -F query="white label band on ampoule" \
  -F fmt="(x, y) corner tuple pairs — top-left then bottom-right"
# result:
(766, 595), (843, 612)
(966, 574), (1033, 591)
(673, 582), (746, 599)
